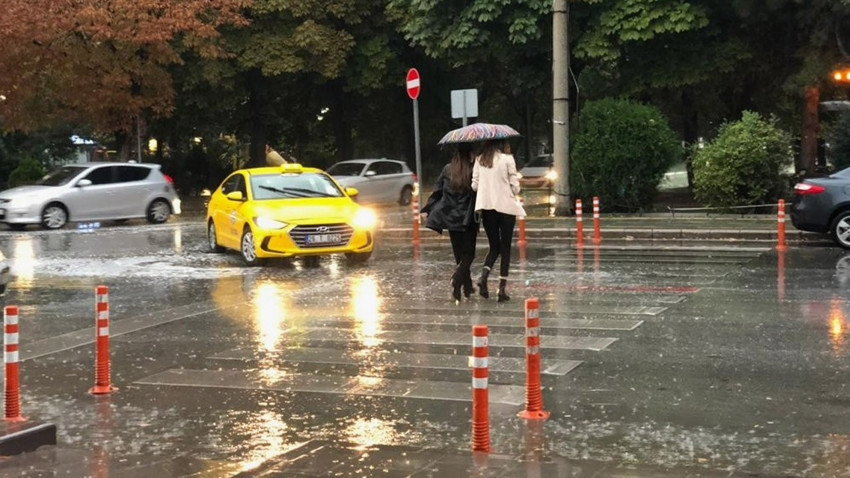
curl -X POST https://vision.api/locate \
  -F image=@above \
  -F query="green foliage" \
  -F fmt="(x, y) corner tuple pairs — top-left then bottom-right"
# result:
(827, 111), (850, 171)
(8, 157), (45, 187)
(693, 111), (793, 209)
(571, 98), (680, 212)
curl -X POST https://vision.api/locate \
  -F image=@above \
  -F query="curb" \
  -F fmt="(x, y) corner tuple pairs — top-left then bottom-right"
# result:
(0, 421), (57, 456)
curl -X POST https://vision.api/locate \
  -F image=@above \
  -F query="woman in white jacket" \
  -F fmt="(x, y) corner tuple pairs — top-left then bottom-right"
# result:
(471, 139), (525, 302)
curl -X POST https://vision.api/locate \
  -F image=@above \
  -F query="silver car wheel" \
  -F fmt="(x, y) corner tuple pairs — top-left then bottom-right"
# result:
(148, 200), (170, 224)
(42, 205), (67, 229)
(835, 214), (850, 248)
(241, 230), (257, 263)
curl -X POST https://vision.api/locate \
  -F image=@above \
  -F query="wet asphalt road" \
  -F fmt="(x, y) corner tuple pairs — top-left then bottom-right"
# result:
(0, 213), (847, 477)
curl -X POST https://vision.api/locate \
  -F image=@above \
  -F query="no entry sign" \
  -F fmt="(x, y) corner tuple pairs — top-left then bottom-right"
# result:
(406, 68), (420, 100)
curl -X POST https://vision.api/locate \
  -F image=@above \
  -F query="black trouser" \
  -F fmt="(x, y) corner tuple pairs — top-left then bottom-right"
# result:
(481, 210), (516, 278)
(449, 228), (477, 286)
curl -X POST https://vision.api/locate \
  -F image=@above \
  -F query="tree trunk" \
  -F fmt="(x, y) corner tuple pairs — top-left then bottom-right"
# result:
(681, 90), (699, 189)
(114, 130), (129, 162)
(246, 70), (270, 168)
(800, 85), (820, 176)
(330, 81), (353, 162)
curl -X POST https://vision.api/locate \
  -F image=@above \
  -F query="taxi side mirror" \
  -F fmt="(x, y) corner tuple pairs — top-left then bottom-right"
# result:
(345, 187), (359, 197)
(226, 191), (245, 201)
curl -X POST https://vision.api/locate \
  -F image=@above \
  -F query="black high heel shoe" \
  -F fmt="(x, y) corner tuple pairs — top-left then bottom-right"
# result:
(477, 267), (491, 299)
(497, 278), (510, 302)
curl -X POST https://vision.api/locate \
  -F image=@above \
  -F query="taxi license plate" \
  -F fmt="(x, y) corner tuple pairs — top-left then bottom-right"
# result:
(306, 233), (341, 244)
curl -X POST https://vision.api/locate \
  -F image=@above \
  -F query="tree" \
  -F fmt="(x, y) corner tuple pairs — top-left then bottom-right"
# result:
(693, 111), (793, 209)
(0, 0), (245, 156)
(571, 98), (680, 212)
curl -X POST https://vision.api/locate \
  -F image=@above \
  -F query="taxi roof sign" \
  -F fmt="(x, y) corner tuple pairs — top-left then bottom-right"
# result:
(281, 163), (303, 173)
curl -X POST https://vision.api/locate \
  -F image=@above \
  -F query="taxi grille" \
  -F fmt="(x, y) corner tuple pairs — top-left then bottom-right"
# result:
(289, 223), (353, 248)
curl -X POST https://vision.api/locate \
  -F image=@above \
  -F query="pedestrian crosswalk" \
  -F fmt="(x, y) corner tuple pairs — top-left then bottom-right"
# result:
(134, 246), (764, 408)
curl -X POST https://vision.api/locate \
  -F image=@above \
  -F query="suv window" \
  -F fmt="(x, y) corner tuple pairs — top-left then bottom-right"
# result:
(115, 165), (151, 183)
(368, 161), (402, 176)
(83, 166), (116, 185)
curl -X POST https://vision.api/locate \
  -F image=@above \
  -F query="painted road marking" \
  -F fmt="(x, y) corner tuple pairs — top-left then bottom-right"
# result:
(391, 305), (666, 316)
(135, 369), (526, 406)
(209, 347), (583, 376)
(293, 328), (617, 352)
(309, 315), (643, 332)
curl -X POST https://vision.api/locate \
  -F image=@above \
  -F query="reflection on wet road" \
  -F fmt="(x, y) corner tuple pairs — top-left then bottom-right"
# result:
(0, 221), (848, 476)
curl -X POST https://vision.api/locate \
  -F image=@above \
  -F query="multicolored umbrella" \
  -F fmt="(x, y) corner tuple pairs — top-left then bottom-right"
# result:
(437, 122), (521, 145)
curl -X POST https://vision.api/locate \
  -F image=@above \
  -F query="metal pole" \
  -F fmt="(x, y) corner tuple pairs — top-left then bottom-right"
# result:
(413, 98), (422, 188)
(552, 0), (570, 216)
(462, 91), (469, 126)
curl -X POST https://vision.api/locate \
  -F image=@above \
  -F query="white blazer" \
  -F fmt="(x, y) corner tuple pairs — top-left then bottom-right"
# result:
(472, 152), (526, 217)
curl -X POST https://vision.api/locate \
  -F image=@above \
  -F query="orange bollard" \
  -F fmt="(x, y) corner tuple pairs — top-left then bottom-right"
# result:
(89, 286), (116, 395)
(518, 298), (549, 420)
(4, 306), (24, 422)
(575, 198), (584, 248)
(472, 325), (490, 452)
(592, 196), (601, 244)
(412, 184), (420, 245)
(777, 199), (787, 251)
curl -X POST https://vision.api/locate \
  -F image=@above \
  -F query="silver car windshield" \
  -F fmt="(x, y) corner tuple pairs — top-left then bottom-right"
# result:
(36, 166), (87, 186)
(250, 173), (344, 200)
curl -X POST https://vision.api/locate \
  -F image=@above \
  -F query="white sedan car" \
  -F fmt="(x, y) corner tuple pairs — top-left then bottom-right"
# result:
(0, 250), (10, 295)
(327, 159), (416, 205)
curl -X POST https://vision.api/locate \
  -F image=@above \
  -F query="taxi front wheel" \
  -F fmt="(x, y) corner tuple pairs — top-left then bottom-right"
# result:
(240, 227), (265, 266)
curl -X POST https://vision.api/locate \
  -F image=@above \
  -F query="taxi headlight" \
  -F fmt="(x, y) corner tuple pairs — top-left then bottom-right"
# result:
(254, 216), (288, 230)
(352, 208), (377, 229)
(545, 170), (558, 181)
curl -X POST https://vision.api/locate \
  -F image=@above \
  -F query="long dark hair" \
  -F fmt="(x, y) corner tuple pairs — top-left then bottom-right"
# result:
(477, 139), (508, 169)
(449, 143), (474, 191)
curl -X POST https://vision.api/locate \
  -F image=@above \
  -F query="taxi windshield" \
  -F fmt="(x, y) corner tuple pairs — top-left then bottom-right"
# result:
(250, 172), (344, 200)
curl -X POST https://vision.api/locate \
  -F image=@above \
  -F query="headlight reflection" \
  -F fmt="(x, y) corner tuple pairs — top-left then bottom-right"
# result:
(351, 276), (382, 348)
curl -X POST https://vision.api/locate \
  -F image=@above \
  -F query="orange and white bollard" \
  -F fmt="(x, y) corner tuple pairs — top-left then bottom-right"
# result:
(472, 325), (490, 452)
(777, 199), (787, 251)
(4, 306), (24, 422)
(89, 286), (116, 395)
(592, 196), (601, 244)
(412, 184), (420, 245)
(517, 196), (527, 246)
(518, 298), (549, 420)
(575, 198), (584, 248)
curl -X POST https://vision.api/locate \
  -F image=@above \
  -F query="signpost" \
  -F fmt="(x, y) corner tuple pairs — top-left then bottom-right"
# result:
(406, 68), (422, 246)
(406, 68), (422, 190)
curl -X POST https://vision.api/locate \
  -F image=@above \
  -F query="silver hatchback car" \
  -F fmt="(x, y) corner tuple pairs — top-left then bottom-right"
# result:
(0, 162), (181, 230)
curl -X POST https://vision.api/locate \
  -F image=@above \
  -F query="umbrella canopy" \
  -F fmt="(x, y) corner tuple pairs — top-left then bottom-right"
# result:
(437, 122), (520, 145)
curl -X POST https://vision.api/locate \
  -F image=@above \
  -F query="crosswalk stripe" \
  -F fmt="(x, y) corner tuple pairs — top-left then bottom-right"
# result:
(209, 347), (583, 376)
(135, 369), (527, 406)
(294, 328), (617, 351)
(309, 315), (643, 331)
(390, 305), (666, 316)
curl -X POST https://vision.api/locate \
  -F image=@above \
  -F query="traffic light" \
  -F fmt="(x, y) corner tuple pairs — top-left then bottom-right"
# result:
(831, 68), (850, 83)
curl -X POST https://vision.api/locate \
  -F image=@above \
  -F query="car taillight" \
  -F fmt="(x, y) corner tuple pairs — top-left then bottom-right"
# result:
(412, 173), (418, 183)
(794, 182), (825, 195)
(163, 174), (174, 184)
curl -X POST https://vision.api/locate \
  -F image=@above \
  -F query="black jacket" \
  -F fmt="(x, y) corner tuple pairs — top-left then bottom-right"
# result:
(421, 164), (477, 234)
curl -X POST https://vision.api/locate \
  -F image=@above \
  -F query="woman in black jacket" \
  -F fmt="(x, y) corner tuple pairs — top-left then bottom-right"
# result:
(421, 143), (479, 301)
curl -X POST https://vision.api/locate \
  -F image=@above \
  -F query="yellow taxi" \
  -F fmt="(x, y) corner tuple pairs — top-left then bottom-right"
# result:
(205, 163), (377, 265)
